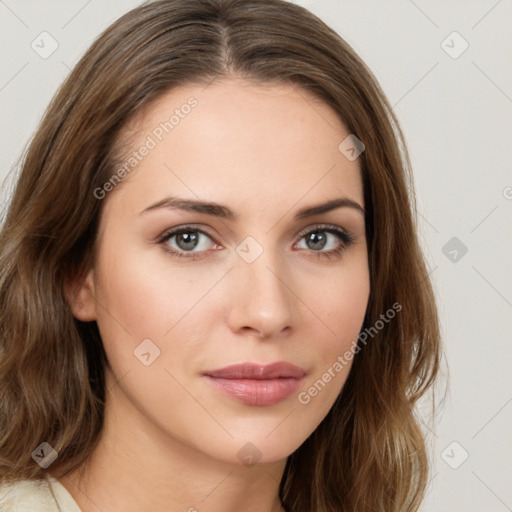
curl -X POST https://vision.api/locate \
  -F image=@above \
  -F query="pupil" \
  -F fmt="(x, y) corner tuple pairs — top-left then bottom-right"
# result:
(177, 232), (198, 250)
(308, 232), (326, 250)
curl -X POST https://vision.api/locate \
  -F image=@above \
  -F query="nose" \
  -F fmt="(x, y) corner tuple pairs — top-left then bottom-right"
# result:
(226, 250), (297, 340)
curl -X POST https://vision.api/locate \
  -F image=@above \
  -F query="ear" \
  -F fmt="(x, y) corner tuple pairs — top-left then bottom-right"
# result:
(64, 269), (97, 322)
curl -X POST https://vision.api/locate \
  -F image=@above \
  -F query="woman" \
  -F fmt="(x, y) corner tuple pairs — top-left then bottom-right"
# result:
(0, 0), (441, 510)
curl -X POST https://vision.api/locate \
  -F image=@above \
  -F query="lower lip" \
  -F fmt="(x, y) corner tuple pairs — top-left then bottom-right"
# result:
(205, 376), (303, 406)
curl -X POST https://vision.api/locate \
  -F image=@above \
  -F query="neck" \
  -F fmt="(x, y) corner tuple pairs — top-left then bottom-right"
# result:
(51, 369), (287, 512)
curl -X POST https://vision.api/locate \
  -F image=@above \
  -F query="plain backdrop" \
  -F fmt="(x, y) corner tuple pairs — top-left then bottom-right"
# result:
(1, 1), (511, 511)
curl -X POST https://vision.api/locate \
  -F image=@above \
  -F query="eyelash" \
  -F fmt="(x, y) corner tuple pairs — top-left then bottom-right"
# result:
(156, 223), (355, 262)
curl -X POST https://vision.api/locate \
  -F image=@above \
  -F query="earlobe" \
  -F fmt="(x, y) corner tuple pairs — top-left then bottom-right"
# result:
(64, 269), (97, 322)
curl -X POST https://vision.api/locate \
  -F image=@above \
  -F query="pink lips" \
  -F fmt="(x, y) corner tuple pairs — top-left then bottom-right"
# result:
(204, 362), (305, 406)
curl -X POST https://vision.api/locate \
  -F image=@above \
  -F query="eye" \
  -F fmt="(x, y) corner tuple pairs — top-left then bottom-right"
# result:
(157, 225), (219, 260)
(294, 224), (355, 260)
(156, 223), (355, 261)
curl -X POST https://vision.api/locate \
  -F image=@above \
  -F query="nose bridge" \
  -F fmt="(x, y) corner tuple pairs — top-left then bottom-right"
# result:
(243, 249), (285, 301)
(228, 237), (295, 337)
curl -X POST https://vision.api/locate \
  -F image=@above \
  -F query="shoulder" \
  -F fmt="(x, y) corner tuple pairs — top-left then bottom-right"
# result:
(0, 474), (81, 511)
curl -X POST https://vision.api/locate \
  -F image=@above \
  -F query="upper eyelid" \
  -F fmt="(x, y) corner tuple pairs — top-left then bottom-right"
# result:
(296, 223), (350, 237)
(158, 224), (215, 241)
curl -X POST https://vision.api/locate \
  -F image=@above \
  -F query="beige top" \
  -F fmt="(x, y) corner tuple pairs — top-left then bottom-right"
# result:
(0, 474), (81, 511)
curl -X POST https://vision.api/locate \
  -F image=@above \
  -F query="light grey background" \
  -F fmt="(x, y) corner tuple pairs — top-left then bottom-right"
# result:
(1, 1), (511, 510)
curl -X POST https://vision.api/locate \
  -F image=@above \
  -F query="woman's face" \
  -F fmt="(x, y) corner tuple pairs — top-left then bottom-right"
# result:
(76, 78), (369, 465)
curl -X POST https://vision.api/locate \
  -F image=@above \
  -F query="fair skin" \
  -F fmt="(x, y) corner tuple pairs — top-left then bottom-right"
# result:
(55, 77), (370, 512)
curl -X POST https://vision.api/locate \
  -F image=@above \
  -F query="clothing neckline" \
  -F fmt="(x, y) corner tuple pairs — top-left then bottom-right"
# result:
(45, 473), (82, 511)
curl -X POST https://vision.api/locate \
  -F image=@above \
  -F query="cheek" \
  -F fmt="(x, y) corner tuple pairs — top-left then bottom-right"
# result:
(94, 242), (206, 336)
(92, 235), (227, 381)
(315, 263), (370, 350)
(298, 260), (369, 401)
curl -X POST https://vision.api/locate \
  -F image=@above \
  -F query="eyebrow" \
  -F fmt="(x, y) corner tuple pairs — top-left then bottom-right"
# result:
(139, 196), (365, 219)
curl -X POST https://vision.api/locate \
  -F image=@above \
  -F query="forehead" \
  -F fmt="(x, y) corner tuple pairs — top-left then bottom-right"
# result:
(107, 77), (364, 218)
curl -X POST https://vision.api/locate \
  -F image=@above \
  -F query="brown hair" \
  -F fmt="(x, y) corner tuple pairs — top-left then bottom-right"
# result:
(0, 1), (441, 510)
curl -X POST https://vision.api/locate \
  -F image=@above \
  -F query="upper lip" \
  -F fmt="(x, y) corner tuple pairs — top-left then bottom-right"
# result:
(204, 362), (306, 380)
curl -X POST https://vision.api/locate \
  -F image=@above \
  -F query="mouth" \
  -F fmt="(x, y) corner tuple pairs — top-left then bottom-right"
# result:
(203, 362), (306, 406)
